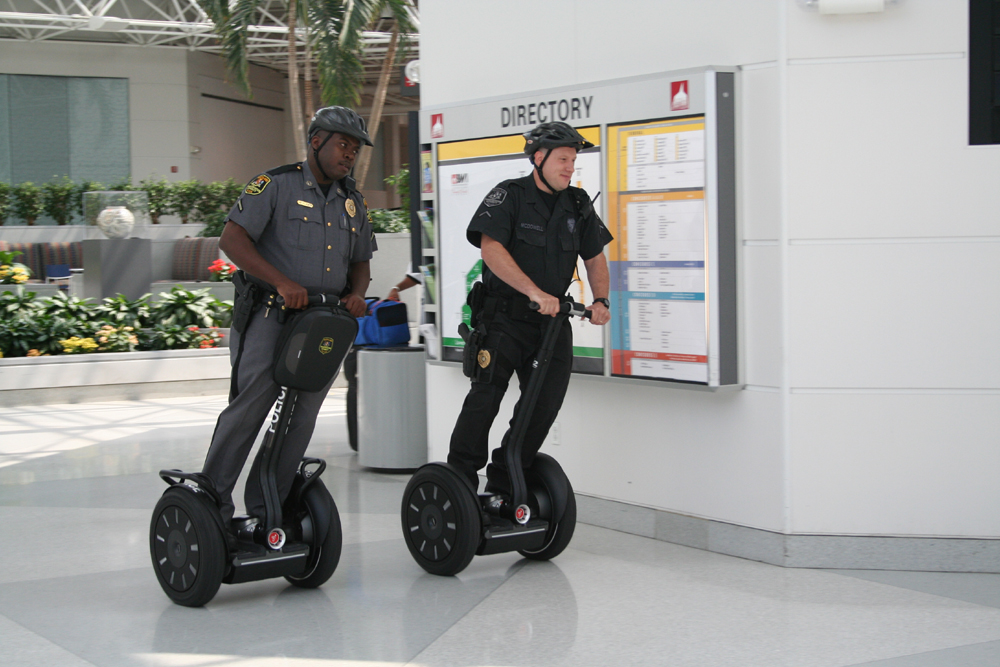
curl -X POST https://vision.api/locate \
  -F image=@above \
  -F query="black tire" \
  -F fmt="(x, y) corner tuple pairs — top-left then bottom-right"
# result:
(519, 465), (577, 562)
(150, 487), (227, 607)
(285, 480), (343, 588)
(401, 465), (481, 576)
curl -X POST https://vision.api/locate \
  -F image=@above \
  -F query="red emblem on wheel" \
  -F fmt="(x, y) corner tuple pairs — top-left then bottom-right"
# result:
(268, 530), (283, 547)
(516, 507), (525, 520)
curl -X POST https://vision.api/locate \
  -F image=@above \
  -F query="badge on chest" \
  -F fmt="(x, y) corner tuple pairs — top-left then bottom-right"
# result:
(345, 198), (357, 217)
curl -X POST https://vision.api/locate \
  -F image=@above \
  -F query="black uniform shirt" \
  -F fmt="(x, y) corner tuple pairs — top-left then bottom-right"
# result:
(228, 161), (377, 294)
(467, 174), (613, 298)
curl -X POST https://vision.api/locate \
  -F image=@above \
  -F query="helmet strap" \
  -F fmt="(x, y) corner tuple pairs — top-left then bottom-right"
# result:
(312, 131), (336, 182)
(534, 149), (557, 193)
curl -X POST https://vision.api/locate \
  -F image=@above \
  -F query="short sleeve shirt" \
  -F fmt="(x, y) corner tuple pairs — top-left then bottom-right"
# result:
(228, 161), (377, 294)
(466, 174), (613, 296)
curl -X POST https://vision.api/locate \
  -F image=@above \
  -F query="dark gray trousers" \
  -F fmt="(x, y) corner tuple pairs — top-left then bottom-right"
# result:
(202, 307), (335, 522)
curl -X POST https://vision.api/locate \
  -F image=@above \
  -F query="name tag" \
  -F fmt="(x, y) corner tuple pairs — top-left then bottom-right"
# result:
(296, 200), (314, 208)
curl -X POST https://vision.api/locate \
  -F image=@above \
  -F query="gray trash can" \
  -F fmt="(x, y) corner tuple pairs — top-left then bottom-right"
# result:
(356, 345), (428, 470)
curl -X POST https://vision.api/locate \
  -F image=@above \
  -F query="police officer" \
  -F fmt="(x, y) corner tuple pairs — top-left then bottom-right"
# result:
(202, 106), (376, 524)
(447, 121), (613, 491)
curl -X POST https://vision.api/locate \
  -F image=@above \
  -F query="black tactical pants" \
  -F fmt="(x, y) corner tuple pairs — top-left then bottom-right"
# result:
(447, 311), (573, 490)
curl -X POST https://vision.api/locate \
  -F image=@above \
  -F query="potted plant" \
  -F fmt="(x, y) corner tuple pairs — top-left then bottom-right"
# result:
(139, 177), (173, 225)
(169, 180), (206, 224)
(42, 177), (78, 226)
(0, 181), (11, 226)
(11, 182), (44, 226)
(195, 179), (243, 237)
(74, 180), (104, 223)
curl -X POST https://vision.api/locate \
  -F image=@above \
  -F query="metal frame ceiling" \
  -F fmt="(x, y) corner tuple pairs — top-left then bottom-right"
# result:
(0, 0), (419, 88)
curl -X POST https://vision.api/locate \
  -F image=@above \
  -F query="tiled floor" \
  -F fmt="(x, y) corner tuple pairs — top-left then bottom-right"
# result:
(1, 393), (998, 667)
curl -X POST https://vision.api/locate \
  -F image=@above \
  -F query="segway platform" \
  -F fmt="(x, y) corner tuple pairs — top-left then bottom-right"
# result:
(150, 292), (356, 606)
(402, 299), (588, 576)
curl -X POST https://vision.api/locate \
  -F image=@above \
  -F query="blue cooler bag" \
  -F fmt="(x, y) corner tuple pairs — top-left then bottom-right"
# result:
(355, 299), (410, 347)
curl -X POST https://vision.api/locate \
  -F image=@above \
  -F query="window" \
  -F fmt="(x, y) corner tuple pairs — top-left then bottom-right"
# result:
(970, 0), (1000, 144)
(0, 74), (130, 183)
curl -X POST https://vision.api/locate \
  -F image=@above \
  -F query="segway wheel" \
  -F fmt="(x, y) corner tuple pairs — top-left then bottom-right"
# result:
(519, 472), (577, 562)
(150, 487), (227, 607)
(285, 479), (343, 588)
(401, 465), (481, 576)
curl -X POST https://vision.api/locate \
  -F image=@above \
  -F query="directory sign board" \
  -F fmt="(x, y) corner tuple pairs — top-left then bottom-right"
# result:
(607, 116), (711, 383)
(422, 67), (739, 388)
(436, 128), (605, 372)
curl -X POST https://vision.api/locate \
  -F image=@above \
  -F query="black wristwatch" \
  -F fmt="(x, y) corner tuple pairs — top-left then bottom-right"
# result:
(592, 297), (610, 309)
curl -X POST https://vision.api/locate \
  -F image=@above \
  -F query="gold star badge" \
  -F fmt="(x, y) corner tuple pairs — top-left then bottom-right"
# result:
(345, 199), (357, 217)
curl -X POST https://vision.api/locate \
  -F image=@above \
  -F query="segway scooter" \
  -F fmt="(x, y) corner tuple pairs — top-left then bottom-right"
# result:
(401, 299), (589, 576)
(150, 292), (357, 606)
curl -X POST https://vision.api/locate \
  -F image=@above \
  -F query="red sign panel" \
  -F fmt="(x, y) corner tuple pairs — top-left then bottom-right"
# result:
(431, 113), (444, 139)
(670, 80), (689, 111)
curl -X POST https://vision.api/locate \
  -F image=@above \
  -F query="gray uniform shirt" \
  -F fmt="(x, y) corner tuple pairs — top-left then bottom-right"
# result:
(228, 161), (377, 294)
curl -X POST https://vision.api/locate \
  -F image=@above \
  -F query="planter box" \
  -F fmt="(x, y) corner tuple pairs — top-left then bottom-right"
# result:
(0, 347), (232, 407)
(1, 284), (62, 298)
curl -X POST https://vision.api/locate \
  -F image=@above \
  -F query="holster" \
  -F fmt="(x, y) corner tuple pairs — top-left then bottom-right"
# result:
(458, 321), (488, 379)
(231, 270), (263, 334)
(467, 280), (486, 328)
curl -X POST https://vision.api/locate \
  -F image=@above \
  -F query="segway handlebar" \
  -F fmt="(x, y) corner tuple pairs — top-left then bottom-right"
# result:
(528, 299), (592, 319)
(274, 293), (343, 308)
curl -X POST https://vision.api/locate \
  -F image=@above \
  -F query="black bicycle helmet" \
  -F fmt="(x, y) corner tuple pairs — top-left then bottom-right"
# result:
(308, 106), (373, 146)
(523, 122), (593, 191)
(523, 121), (594, 156)
(308, 106), (373, 181)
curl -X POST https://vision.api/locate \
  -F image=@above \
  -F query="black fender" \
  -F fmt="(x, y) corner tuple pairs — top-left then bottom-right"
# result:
(158, 470), (230, 548)
(524, 453), (570, 524)
(298, 479), (333, 547)
(422, 461), (480, 496)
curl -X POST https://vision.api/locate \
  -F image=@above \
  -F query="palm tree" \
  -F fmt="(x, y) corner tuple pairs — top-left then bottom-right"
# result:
(199, 0), (416, 162)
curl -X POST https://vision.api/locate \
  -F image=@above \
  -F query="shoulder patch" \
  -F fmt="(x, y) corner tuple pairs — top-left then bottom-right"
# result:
(484, 187), (507, 207)
(245, 174), (271, 196)
(265, 163), (302, 176)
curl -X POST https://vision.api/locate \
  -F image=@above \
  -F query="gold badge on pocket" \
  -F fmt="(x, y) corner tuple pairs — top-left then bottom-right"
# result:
(345, 199), (357, 217)
(297, 200), (314, 208)
(477, 350), (491, 368)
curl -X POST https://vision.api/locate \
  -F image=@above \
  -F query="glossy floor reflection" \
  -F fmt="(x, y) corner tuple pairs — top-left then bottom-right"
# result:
(1, 394), (999, 667)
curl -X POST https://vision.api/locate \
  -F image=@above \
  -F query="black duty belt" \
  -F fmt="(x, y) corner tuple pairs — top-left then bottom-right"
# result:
(483, 294), (546, 324)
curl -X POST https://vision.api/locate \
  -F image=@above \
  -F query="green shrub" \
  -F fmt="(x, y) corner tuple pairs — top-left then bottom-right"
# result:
(138, 324), (223, 351)
(150, 286), (220, 328)
(139, 177), (173, 225)
(170, 180), (206, 224)
(0, 181), (11, 226)
(36, 292), (97, 323)
(94, 293), (152, 329)
(11, 182), (44, 226)
(41, 177), (78, 226)
(0, 288), (41, 319)
(74, 181), (104, 220)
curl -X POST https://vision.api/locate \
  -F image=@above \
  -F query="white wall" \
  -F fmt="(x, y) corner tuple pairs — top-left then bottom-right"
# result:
(186, 52), (296, 185)
(0, 40), (191, 181)
(421, 0), (1000, 539)
(0, 40), (296, 187)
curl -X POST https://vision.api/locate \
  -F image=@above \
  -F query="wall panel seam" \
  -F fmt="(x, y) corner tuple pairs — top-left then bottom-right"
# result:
(788, 52), (965, 66)
(791, 387), (1000, 395)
